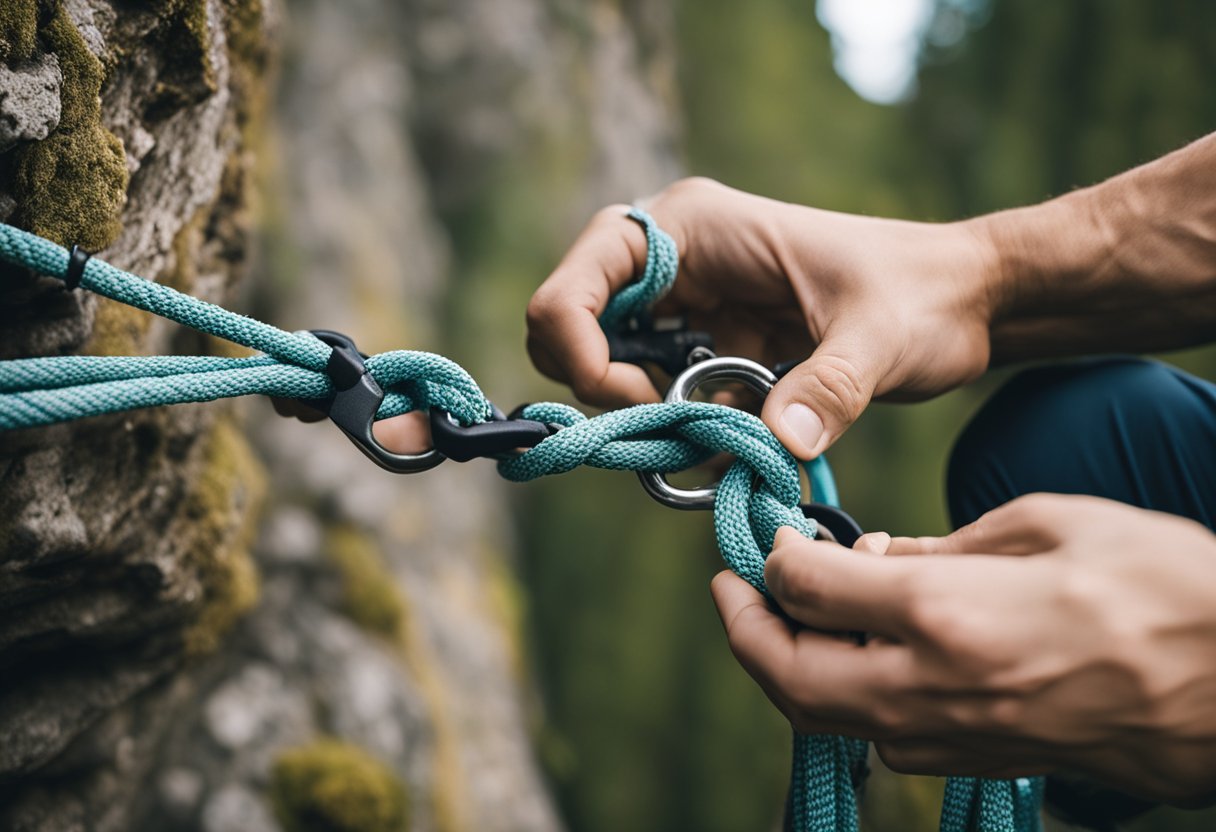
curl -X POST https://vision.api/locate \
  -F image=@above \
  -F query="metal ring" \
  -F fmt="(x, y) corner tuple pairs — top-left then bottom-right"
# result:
(638, 356), (778, 510)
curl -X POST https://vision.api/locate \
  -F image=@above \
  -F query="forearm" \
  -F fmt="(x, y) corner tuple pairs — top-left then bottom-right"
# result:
(972, 133), (1216, 363)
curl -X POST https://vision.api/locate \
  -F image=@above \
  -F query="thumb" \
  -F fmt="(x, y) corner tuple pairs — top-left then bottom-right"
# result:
(762, 328), (886, 459)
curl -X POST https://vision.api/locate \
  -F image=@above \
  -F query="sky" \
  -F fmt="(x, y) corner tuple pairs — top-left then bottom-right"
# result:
(816, 0), (937, 104)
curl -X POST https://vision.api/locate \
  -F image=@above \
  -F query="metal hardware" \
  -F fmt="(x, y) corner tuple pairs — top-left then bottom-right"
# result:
(605, 316), (715, 377)
(801, 503), (864, 549)
(429, 403), (558, 462)
(303, 330), (446, 474)
(638, 355), (865, 546)
(638, 356), (779, 510)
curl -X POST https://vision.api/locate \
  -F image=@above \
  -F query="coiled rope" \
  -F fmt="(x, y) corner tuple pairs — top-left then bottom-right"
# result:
(0, 212), (1043, 832)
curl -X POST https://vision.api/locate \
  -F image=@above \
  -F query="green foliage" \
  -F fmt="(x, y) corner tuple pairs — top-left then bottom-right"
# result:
(11, 5), (128, 249)
(675, 0), (909, 215)
(520, 472), (792, 831)
(906, 0), (1216, 217)
(271, 740), (409, 832)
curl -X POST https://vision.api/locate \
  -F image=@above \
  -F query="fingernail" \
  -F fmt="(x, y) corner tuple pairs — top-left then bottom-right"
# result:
(779, 403), (823, 458)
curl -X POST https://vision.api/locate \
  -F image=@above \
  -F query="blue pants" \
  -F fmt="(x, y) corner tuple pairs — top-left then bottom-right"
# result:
(946, 357), (1216, 828)
(949, 357), (1216, 529)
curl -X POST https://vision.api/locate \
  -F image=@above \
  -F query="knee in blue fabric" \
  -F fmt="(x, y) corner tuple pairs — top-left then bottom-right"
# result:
(947, 357), (1216, 529)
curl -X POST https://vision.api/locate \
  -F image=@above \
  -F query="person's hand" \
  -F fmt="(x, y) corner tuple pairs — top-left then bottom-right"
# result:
(271, 398), (431, 454)
(526, 178), (998, 458)
(710, 494), (1216, 805)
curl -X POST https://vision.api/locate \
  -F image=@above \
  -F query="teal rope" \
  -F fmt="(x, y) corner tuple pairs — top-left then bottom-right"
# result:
(0, 214), (1043, 832)
(0, 223), (491, 429)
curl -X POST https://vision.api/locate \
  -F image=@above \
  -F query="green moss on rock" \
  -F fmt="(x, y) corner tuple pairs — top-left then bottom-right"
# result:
(182, 418), (265, 655)
(0, 0), (39, 64)
(271, 740), (410, 832)
(326, 525), (406, 640)
(142, 0), (217, 118)
(11, 6), (128, 249)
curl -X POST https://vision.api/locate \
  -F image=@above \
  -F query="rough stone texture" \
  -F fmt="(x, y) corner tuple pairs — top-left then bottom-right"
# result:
(0, 53), (61, 153)
(0, 0), (682, 829)
(0, 0), (274, 828)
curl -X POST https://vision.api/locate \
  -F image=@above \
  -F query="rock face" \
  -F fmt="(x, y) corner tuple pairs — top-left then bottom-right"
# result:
(0, 53), (60, 153)
(0, 0), (680, 829)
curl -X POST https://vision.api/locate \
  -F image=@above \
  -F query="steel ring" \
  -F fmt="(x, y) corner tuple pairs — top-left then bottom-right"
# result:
(638, 356), (778, 510)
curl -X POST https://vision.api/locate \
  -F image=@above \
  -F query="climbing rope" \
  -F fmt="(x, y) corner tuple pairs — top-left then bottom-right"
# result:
(0, 212), (1043, 832)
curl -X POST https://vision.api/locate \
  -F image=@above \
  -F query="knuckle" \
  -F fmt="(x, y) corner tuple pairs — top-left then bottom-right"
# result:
(805, 356), (869, 422)
(868, 703), (910, 740)
(907, 597), (964, 641)
(904, 592), (990, 666)
(1004, 492), (1066, 525)
(1055, 562), (1105, 620)
(663, 176), (721, 201)
(900, 570), (948, 634)
(525, 289), (560, 331)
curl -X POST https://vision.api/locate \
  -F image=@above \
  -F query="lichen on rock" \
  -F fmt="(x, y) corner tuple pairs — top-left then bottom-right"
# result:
(271, 739), (410, 832)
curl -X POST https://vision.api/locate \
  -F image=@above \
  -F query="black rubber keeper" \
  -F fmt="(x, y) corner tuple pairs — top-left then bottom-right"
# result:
(64, 245), (92, 290)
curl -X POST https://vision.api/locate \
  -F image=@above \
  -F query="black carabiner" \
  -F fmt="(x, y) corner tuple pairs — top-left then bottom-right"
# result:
(605, 315), (715, 377)
(800, 503), (864, 549)
(301, 330), (445, 474)
(429, 404), (558, 462)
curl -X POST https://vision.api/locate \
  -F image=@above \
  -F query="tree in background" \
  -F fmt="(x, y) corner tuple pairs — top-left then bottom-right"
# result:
(520, 1), (1216, 831)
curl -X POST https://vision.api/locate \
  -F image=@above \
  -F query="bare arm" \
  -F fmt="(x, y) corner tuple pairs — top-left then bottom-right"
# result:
(979, 133), (1216, 361)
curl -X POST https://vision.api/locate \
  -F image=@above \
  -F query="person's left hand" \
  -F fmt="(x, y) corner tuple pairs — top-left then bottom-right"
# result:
(710, 493), (1216, 806)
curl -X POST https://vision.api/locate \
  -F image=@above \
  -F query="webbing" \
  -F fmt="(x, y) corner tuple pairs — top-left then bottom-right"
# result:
(0, 212), (1043, 832)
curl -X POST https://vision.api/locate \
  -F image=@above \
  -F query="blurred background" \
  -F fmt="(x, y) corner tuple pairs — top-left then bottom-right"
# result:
(256, 0), (1216, 829)
(255, 1), (1216, 830)
(10, 0), (1210, 829)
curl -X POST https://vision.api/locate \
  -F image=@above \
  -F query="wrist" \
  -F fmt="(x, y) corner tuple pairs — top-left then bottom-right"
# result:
(971, 189), (1115, 318)
(965, 186), (1120, 363)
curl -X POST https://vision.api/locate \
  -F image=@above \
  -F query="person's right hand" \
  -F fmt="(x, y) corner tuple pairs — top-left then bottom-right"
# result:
(525, 178), (1001, 458)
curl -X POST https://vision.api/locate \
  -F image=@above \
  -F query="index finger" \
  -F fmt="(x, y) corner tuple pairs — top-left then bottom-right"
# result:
(526, 205), (663, 409)
(765, 527), (916, 639)
(711, 570), (913, 733)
